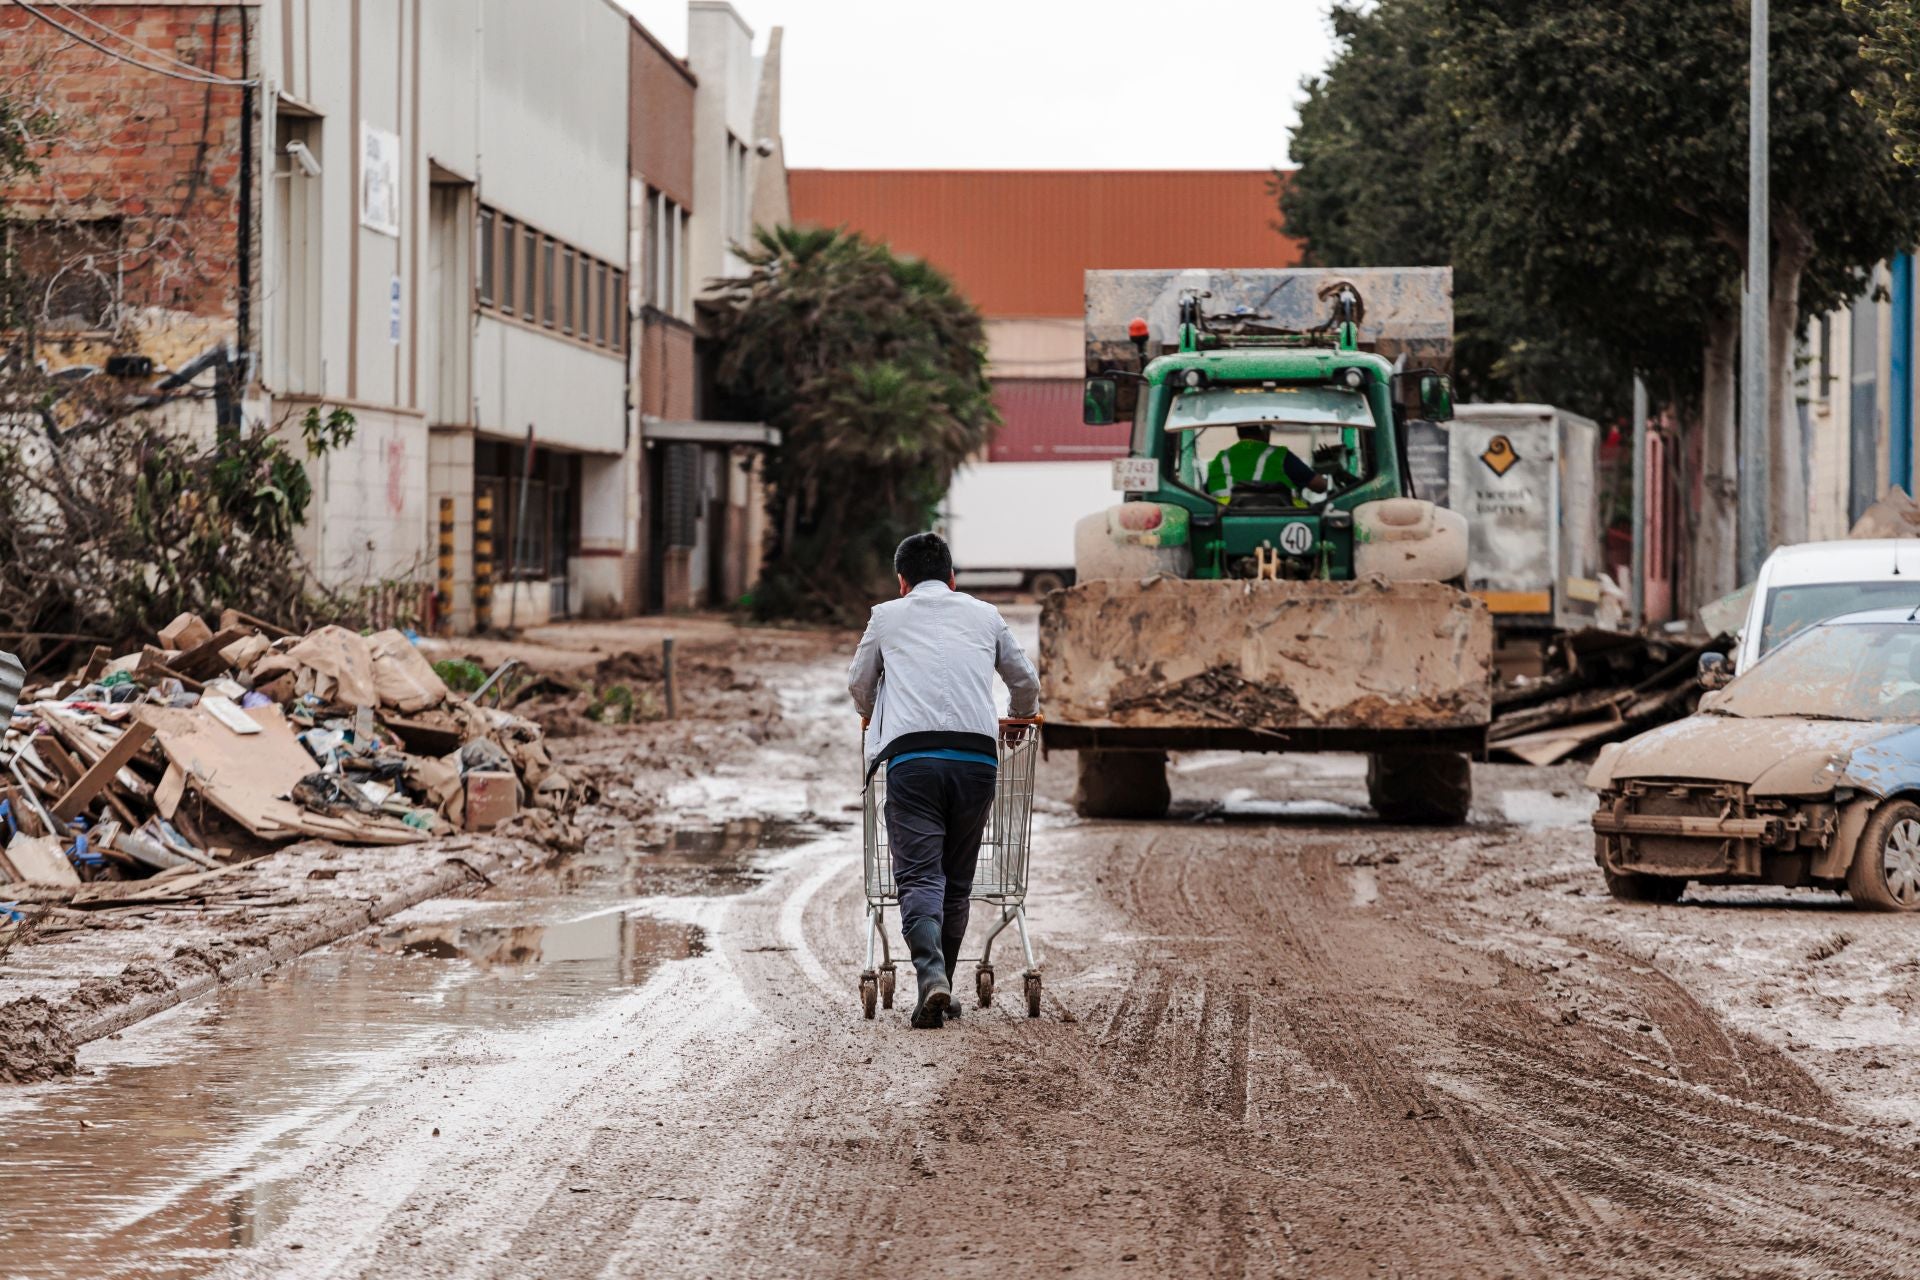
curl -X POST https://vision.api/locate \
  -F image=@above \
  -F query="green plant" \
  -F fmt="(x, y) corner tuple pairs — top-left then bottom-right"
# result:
(0, 406), (372, 670)
(433, 659), (488, 693)
(705, 226), (997, 624)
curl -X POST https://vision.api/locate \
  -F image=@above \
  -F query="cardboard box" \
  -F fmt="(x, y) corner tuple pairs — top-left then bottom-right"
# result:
(463, 770), (519, 832)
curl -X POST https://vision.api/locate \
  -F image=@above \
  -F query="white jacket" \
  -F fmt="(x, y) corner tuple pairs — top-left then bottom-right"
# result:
(847, 581), (1039, 768)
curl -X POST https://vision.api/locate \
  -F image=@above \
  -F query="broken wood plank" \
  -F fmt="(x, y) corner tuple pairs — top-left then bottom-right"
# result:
(172, 627), (251, 680)
(35, 737), (86, 788)
(78, 645), (112, 683)
(154, 764), (186, 820)
(52, 720), (156, 822)
(219, 609), (293, 640)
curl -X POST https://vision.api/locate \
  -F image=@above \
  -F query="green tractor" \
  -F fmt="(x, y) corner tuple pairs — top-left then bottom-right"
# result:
(1040, 269), (1493, 823)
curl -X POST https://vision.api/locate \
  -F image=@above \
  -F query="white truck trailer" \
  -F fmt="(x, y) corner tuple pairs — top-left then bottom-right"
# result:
(940, 460), (1114, 596)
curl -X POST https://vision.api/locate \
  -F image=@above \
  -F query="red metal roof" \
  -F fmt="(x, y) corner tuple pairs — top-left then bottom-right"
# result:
(790, 170), (1302, 319)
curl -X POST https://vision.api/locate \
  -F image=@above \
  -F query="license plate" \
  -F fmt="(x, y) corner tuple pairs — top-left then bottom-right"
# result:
(1112, 458), (1159, 493)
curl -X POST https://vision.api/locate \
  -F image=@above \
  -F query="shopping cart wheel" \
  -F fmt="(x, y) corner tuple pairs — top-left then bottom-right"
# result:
(879, 965), (897, 1009)
(976, 964), (995, 1008)
(859, 972), (878, 1020)
(1024, 972), (1042, 1019)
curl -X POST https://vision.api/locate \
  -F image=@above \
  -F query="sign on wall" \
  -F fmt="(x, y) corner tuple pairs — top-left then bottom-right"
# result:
(360, 125), (400, 237)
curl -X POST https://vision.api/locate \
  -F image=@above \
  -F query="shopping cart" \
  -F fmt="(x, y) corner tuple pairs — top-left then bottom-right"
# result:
(859, 717), (1044, 1020)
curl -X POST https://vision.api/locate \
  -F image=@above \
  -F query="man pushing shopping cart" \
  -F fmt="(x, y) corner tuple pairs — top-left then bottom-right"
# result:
(847, 532), (1041, 1028)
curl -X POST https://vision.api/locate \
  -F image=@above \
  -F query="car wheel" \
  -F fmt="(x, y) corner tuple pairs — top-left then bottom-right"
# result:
(1602, 868), (1685, 904)
(1847, 798), (1920, 912)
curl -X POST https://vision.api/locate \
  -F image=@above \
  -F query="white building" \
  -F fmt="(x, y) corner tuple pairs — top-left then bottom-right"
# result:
(258, 0), (636, 629)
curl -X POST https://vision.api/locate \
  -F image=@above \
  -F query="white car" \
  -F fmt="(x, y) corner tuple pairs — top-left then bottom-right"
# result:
(1734, 539), (1920, 672)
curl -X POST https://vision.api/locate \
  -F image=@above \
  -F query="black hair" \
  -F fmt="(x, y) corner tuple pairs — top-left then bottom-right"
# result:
(1237, 425), (1267, 441)
(894, 532), (953, 587)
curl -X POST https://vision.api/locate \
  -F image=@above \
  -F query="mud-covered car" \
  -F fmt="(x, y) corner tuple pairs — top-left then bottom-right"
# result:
(1588, 609), (1920, 910)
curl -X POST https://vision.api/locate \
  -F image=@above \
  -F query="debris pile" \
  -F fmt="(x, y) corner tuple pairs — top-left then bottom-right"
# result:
(0, 612), (581, 888)
(1489, 629), (1714, 765)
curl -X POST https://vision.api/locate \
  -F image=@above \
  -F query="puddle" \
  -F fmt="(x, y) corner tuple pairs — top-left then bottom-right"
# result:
(1202, 788), (1372, 822)
(1499, 788), (1597, 830)
(0, 816), (824, 1280)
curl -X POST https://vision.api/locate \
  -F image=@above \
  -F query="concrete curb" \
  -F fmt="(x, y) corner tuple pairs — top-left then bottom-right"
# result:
(64, 846), (511, 1047)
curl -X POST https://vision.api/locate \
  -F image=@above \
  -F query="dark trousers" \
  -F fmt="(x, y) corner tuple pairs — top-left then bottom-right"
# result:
(884, 758), (997, 939)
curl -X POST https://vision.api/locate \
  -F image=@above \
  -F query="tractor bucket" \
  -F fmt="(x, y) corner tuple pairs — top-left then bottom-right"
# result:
(1038, 577), (1492, 753)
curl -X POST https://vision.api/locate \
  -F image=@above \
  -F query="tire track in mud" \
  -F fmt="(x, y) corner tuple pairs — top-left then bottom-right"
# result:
(885, 820), (1920, 1277)
(202, 731), (1920, 1277)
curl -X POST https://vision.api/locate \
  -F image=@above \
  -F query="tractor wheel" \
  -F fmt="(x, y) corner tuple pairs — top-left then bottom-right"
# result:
(1028, 570), (1070, 598)
(1074, 751), (1170, 820)
(1366, 751), (1472, 826)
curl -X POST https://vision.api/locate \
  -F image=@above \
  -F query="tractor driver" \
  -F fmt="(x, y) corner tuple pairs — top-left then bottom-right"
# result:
(1204, 425), (1331, 506)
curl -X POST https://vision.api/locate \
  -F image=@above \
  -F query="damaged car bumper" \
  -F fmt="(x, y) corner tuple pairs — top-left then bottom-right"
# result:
(1590, 779), (1858, 885)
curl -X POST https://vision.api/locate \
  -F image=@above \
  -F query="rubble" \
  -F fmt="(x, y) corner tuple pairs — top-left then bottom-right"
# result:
(0, 617), (584, 898)
(1488, 629), (1712, 765)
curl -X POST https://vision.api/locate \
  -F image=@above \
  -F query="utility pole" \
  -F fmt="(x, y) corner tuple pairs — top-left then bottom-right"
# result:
(1737, 0), (1770, 584)
(1631, 375), (1647, 632)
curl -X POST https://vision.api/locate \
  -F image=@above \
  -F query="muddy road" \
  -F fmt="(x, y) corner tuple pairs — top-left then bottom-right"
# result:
(11, 618), (1920, 1278)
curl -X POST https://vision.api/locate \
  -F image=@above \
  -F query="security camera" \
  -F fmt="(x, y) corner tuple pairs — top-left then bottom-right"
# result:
(285, 139), (321, 177)
(754, 136), (776, 157)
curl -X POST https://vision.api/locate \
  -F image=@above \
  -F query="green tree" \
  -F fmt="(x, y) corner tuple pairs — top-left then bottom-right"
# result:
(1284, 0), (1920, 605)
(1848, 0), (1920, 165)
(705, 226), (997, 623)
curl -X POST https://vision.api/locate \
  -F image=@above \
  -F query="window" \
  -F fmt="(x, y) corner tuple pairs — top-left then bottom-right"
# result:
(724, 135), (751, 247)
(677, 206), (690, 316)
(596, 262), (610, 345)
(499, 217), (517, 316)
(612, 269), (626, 349)
(642, 189), (661, 308)
(473, 203), (619, 356)
(520, 224), (537, 317)
(643, 190), (693, 321)
(9, 220), (124, 331)
(477, 208), (495, 306)
(541, 237), (556, 327)
(578, 254), (592, 338)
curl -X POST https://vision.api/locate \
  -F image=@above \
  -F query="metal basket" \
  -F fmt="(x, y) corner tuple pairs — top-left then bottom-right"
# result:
(857, 719), (1045, 1019)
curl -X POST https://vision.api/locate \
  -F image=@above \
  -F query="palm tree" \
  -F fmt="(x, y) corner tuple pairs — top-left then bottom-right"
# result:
(707, 226), (997, 622)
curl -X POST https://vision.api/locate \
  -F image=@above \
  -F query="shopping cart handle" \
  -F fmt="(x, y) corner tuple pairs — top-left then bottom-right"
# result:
(1000, 715), (1044, 726)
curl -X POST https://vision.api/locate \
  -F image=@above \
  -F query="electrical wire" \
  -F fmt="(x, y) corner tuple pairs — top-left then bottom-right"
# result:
(46, 0), (238, 79)
(10, 1), (256, 86)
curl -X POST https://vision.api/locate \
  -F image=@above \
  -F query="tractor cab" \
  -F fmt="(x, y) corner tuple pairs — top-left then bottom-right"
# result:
(1083, 285), (1454, 581)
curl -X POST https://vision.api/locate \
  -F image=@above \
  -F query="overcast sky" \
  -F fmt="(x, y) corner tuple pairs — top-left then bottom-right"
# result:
(614, 1), (1339, 171)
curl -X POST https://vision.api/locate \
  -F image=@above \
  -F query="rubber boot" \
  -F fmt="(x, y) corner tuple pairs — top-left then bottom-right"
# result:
(904, 917), (950, 1029)
(941, 930), (966, 1018)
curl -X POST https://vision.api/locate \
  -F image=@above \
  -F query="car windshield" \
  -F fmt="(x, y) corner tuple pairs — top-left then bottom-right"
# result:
(1714, 620), (1920, 721)
(1165, 386), (1375, 500)
(1759, 580), (1920, 657)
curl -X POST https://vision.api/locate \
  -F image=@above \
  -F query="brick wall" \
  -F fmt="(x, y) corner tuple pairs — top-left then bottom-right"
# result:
(639, 315), (697, 418)
(0, 5), (250, 340)
(630, 22), (695, 209)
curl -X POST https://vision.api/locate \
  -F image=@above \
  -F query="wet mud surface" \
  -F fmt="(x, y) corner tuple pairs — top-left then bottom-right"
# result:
(11, 617), (1920, 1278)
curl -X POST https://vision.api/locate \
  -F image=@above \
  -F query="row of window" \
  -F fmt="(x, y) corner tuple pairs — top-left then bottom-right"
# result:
(476, 206), (626, 352)
(640, 186), (692, 321)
